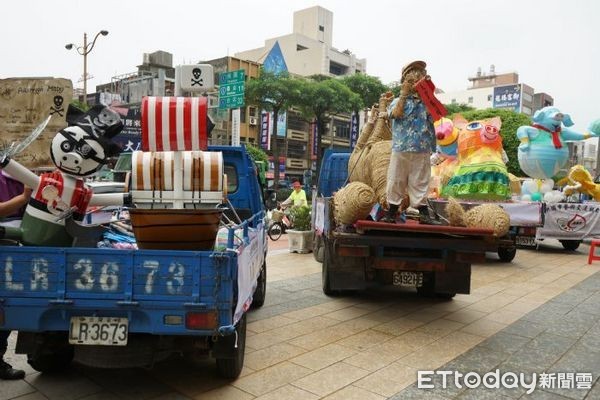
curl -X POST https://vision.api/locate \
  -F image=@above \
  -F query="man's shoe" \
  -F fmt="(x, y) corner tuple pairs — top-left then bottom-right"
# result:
(0, 361), (25, 380)
(381, 204), (399, 223)
(417, 206), (441, 225)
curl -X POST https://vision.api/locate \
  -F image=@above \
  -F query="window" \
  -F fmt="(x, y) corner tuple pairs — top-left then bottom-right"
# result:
(468, 97), (473, 104)
(451, 98), (457, 104)
(319, 25), (324, 32)
(248, 106), (257, 117)
(523, 92), (533, 103)
(333, 120), (350, 139)
(224, 163), (238, 193)
(240, 106), (246, 123)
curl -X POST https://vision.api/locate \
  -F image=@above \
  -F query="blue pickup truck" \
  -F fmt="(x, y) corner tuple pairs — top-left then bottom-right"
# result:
(0, 145), (267, 379)
(312, 149), (495, 298)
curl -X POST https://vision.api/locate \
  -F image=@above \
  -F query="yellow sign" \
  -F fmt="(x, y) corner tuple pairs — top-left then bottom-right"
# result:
(0, 78), (73, 168)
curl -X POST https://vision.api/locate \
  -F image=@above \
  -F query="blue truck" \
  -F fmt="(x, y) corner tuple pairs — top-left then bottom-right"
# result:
(313, 149), (497, 297)
(0, 145), (267, 379)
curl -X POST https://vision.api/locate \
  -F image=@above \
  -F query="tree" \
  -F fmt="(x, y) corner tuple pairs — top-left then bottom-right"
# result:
(295, 76), (361, 174)
(341, 73), (388, 113)
(245, 70), (301, 189)
(452, 108), (532, 176)
(245, 143), (268, 163)
(444, 103), (475, 115)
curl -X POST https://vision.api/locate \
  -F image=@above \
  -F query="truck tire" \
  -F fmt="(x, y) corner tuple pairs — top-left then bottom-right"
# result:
(252, 260), (267, 308)
(498, 246), (517, 262)
(215, 313), (246, 379)
(28, 345), (74, 373)
(560, 240), (581, 251)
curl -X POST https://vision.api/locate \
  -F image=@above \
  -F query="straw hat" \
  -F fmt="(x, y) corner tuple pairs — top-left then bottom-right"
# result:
(401, 60), (427, 82)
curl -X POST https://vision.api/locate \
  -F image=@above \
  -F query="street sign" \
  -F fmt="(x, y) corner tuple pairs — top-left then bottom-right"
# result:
(218, 69), (245, 109)
(178, 64), (214, 92)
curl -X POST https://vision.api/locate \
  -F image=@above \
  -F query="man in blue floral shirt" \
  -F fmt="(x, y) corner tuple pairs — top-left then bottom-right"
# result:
(383, 60), (437, 224)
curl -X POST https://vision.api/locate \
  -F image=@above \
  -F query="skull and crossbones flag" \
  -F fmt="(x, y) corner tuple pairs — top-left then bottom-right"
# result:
(141, 96), (214, 152)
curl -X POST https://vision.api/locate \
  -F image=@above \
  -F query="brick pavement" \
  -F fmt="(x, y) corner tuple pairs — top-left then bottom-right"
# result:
(1, 239), (599, 400)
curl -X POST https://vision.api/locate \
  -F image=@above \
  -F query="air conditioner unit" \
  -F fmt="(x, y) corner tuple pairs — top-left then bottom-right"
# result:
(249, 117), (258, 126)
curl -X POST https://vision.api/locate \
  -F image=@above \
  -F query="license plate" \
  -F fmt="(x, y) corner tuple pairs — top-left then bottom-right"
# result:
(393, 271), (423, 287)
(69, 317), (128, 346)
(516, 235), (536, 247)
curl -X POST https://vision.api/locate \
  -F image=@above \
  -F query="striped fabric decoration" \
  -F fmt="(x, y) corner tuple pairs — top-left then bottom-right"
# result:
(131, 150), (223, 192)
(141, 96), (208, 151)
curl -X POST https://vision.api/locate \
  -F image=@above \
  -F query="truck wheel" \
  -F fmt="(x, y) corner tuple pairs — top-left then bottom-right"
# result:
(559, 240), (581, 251)
(498, 246), (517, 262)
(28, 346), (74, 373)
(252, 260), (267, 308)
(215, 313), (247, 379)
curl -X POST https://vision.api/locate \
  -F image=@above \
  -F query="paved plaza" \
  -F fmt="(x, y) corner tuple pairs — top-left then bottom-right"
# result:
(2, 237), (599, 400)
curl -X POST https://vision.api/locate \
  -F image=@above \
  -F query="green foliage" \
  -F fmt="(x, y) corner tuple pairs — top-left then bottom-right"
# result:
(245, 144), (268, 163)
(70, 99), (89, 112)
(245, 70), (301, 113)
(277, 188), (292, 202)
(451, 108), (532, 176)
(341, 73), (389, 111)
(444, 103), (475, 115)
(290, 205), (311, 231)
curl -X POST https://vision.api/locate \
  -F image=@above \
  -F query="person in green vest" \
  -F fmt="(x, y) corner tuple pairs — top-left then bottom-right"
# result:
(281, 180), (307, 208)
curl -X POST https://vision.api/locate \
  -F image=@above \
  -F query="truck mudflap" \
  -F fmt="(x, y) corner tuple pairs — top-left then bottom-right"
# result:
(0, 246), (236, 335)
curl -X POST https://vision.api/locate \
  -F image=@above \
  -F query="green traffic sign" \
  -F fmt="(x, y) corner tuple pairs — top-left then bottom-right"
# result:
(219, 69), (245, 110)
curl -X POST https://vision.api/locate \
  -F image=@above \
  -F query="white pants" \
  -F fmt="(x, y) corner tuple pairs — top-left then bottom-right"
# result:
(386, 151), (431, 208)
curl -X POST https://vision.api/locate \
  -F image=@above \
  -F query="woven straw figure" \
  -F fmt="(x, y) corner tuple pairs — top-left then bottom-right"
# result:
(333, 182), (377, 225)
(445, 197), (510, 237)
(348, 93), (393, 183)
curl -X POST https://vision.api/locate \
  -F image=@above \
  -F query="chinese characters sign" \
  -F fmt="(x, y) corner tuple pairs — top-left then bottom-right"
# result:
(493, 84), (521, 111)
(218, 70), (245, 109)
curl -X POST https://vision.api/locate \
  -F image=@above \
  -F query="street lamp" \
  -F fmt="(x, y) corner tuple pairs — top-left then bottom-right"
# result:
(65, 30), (109, 106)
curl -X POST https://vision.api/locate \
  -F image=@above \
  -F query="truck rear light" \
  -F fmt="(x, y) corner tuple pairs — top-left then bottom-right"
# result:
(164, 315), (184, 325)
(518, 227), (536, 235)
(185, 312), (218, 330)
(337, 245), (369, 257)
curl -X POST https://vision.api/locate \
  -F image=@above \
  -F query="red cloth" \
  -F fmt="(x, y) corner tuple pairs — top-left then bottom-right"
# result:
(414, 78), (447, 121)
(532, 124), (562, 149)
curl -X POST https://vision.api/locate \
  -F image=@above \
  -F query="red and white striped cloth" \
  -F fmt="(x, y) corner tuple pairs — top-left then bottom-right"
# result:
(141, 96), (208, 152)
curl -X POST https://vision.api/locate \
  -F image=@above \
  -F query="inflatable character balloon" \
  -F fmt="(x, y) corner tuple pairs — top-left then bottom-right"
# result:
(0, 105), (130, 246)
(442, 115), (510, 200)
(431, 117), (460, 186)
(517, 107), (596, 179)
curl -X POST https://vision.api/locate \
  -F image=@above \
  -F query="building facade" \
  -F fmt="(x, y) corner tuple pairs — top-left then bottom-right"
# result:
(235, 5), (366, 182)
(437, 65), (547, 117)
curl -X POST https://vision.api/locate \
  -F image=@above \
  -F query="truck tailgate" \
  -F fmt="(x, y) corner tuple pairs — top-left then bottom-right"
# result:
(0, 246), (235, 334)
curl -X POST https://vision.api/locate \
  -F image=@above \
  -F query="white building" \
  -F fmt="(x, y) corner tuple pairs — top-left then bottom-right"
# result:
(235, 6), (366, 77)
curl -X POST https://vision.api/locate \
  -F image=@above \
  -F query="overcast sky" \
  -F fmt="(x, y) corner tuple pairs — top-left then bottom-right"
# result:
(2, 0), (598, 131)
